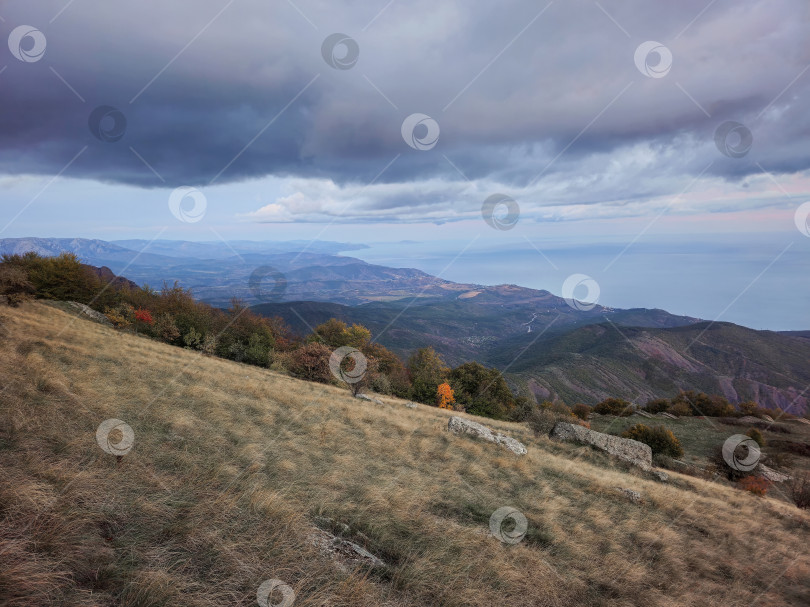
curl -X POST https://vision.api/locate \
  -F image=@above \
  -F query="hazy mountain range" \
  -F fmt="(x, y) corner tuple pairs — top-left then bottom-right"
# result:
(3, 237), (808, 414)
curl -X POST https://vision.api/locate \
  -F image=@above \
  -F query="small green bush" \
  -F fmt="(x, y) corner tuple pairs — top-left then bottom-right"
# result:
(621, 424), (684, 458)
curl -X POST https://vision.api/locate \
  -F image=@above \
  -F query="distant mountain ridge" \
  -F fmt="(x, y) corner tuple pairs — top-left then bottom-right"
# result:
(4, 236), (807, 414)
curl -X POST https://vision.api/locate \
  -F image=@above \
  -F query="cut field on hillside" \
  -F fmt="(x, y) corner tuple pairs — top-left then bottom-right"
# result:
(1, 303), (809, 606)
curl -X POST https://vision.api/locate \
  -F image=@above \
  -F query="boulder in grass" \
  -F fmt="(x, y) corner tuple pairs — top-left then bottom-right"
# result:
(550, 422), (652, 470)
(355, 393), (383, 405)
(447, 416), (527, 455)
(615, 487), (642, 502)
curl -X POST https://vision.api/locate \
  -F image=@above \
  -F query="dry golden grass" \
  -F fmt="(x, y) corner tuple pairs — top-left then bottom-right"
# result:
(1, 302), (809, 606)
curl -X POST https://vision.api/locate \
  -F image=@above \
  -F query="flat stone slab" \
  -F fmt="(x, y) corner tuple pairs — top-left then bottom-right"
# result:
(448, 416), (527, 455)
(550, 421), (652, 469)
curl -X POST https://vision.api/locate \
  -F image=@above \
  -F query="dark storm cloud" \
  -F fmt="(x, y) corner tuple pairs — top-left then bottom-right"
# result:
(1, 0), (809, 189)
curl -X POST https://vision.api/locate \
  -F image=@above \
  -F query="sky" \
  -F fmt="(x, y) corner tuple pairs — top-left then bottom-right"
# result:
(1, 0), (809, 329)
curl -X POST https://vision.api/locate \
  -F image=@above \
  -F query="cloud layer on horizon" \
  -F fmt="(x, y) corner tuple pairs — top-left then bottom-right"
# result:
(1, 0), (809, 224)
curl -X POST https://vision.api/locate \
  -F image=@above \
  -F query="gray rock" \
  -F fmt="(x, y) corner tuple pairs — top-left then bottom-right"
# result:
(404, 402), (418, 409)
(758, 464), (791, 483)
(66, 301), (112, 326)
(614, 487), (642, 502)
(658, 412), (678, 419)
(549, 422), (652, 469)
(448, 416), (527, 455)
(310, 528), (385, 569)
(355, 393), (383, 405)
(761, 414), (774, 422)
(635, 410), (654, 418)
(651, 469), (669, 482)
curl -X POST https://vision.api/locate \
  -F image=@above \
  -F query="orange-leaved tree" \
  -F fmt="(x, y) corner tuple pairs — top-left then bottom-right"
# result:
(437, 382), (455, 409)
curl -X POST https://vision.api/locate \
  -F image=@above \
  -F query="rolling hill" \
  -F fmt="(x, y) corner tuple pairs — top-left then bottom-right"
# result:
(4, 237), (808, 414)
(1, 302), (808, 606)
(253, 297), (810, 414)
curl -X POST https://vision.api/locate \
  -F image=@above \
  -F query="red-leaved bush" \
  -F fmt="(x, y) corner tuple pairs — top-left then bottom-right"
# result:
(134, 308), (154, 325)
(738, 476), (769, 496)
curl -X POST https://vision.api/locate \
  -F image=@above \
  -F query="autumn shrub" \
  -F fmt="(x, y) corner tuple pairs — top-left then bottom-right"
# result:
(0, 264), (35, 306)
(152, 313), (181, 343)
(668, 401), (693, 417)
(133, 308), (153, 324)
(526, 408), (572, 436)
(621, 424), (684, 457)
(436, 382), (455, 409)
(789, 472), (810, 509)
(287, 342), (333, 384)
(738, 476), (769, 496)
(104, 303), (134, 329)
(644, 398), (670, 414)
(572, 403), (591, 421)
(593, 397), (632, 416)
(670, 390), (734, 417)
(370, 373), (392, 395)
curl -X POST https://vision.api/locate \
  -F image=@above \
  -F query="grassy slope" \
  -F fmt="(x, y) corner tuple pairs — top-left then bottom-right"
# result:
(588, 415), (810, 474)
(0, 303), (808, 606)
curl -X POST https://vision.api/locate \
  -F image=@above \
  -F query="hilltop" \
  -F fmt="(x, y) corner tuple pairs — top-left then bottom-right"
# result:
(1, 302), (808, 606)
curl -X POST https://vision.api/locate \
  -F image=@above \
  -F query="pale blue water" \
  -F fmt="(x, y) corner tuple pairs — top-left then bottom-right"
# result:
(349, 233), (810, 331)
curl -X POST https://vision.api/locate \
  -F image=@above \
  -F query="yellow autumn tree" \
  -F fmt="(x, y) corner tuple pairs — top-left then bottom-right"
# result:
(437, 382), (455, 409)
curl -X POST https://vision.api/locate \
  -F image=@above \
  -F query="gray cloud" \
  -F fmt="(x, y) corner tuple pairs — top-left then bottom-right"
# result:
(0, 0), (809, 198)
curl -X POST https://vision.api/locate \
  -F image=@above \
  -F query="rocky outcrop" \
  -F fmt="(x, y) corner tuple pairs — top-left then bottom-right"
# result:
(448, 416), (527, 455)
(550, 422), (652, 469)
(758, 464), (791, 483)
(615, 487), (642, 502)
(66, 301), (112, 326)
